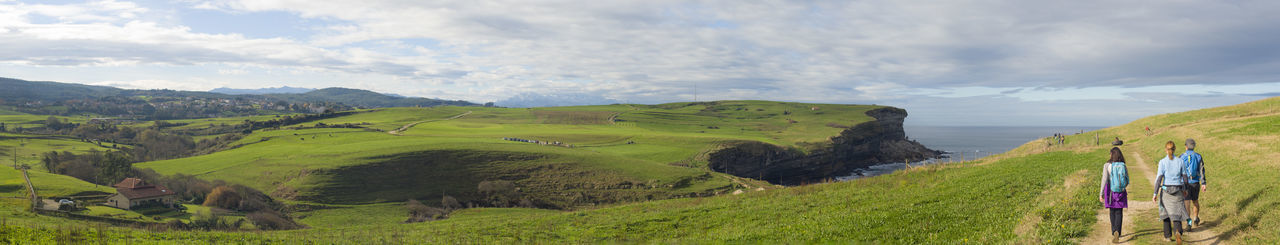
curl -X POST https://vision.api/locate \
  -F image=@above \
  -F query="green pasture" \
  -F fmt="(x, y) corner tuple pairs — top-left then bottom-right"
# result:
(306, 107), (473, 131)
(0, 115), (87, 131)
(131, 101), (881, 208)
(0, 107), (26, 115)
(0, 144), (1105, 243)
(3, 98), (1275, 243)
(0, 133), (117, 172)
(156, 114), (293, 130)
(0, 166), (113, 199)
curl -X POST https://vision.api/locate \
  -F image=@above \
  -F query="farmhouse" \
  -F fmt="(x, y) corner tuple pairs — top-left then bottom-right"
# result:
(105, 178), (177, 210)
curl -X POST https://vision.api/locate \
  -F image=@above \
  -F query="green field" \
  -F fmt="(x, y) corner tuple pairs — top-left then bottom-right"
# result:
(0, 107), (26, 115)
(0, 133), (117, 172)
(128, 101), (878, 211)
(1, 98), (1276, 243)
(0, 115), (88, 132)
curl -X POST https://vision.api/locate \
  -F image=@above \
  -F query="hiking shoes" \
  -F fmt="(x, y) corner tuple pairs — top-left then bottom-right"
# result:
(1112, 231), (1119, 243)
(1195, 217), (1202, 226)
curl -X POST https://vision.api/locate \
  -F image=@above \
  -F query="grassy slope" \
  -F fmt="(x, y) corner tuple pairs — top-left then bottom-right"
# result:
(0, 115), (86, 131)
(3, 97), (1274, 243)
(1086, 96), (1280, 243)
(0, 133), (117, 172)
(130, 101), (878, 209)
(0, 107), (26, 115)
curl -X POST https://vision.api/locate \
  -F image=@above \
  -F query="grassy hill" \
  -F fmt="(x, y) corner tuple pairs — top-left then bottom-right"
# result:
(1, 97), (1276, 243)
(0, 77), (478, 120)
(130, 101), (880, 210)
(263, 87), (476, 108)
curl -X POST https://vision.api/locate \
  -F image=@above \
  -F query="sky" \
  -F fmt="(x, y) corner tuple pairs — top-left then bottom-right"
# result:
(1, 0), (1278, 126)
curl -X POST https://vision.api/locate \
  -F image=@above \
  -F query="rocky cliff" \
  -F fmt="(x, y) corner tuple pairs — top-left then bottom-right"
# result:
(708, 107), (942, 185)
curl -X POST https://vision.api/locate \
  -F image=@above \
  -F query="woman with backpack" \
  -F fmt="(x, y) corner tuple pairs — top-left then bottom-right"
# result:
(1099, 147), (1129, 242)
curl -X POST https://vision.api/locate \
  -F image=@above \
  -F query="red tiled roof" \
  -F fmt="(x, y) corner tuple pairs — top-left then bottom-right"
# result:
(113, 178), (147, 189)
(112, 178), (175, 199)
(116, 185), (175, 199)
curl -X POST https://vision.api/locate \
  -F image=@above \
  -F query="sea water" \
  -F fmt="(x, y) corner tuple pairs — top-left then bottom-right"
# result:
(836, 125), (1104, 180)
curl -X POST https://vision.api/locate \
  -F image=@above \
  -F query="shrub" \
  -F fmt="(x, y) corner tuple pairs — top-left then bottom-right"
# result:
(202, 186), (241, 209)
(404, 199), (449, 223)
(441, 195), (463, 211)
(478, 180), (518, 207)
(188, 211), (238, 231)
(247, 210), (303, 230)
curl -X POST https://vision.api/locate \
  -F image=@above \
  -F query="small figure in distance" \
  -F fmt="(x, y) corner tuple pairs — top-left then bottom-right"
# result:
(1112, 137), (1124, 146)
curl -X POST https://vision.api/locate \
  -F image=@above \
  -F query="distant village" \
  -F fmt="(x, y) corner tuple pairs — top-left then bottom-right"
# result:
(7, 95), (346, 120)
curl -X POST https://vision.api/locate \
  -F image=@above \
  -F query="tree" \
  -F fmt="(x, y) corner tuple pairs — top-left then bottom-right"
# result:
(441, 195), (463, 211)
(404, 199), (447, 223)
(93, 151), (132, 185)
(203, 186), (242, 210)
(45, 116), (61, 131)
(478, 180), (518, 207)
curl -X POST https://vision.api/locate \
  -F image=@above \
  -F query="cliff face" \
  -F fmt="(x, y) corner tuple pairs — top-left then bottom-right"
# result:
(708, 107), (942, 185)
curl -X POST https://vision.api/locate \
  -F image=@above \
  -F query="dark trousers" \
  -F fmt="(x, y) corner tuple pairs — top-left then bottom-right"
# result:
(1163, 218), (1184, 238)
(1109, 208), (1123, 234)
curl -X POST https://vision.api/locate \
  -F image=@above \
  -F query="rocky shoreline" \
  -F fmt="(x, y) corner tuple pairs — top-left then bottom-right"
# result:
(708, 107), (943, 185)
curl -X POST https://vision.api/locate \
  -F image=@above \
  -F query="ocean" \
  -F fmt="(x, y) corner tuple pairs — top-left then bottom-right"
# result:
(836, 125), (1104, 180)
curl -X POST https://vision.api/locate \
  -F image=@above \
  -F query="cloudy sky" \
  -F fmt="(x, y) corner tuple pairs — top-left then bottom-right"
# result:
(1, 0), (1277, 126)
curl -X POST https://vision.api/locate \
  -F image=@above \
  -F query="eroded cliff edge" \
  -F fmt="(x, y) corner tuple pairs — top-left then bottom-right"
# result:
(708, 107), (942, 185)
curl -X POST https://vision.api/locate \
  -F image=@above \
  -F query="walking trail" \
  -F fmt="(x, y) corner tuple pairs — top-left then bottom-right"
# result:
(388, 111), (471, 135)
(1083, 145), (1224, 244)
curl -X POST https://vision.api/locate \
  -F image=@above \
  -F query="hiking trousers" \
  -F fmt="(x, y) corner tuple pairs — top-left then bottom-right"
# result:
(1109, 208), (1123, 234)
(1163, 219), (1184, 239)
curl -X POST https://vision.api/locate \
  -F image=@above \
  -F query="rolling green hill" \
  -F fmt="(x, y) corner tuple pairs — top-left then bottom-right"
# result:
(1, 97), (1275, 243)
(132, 101), (882, 210)
(262, 87), (476, 108)
(0, 77), (477, 119)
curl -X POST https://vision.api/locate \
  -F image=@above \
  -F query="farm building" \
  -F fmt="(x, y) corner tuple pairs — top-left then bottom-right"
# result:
(105, 178), (177, 210)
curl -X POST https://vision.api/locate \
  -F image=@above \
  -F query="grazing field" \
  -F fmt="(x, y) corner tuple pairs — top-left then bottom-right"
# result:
(0, 142), (1105, 243)
(0, 133), (117, 172)
(0, 107), (26, 115)
(0, 115), (87, 131)
(1, 97), (1275, 243)
(129, 101), (878, 210)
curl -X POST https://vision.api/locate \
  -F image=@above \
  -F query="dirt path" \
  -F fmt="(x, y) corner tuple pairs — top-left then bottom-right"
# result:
(388, 111), (471, 135)
(1084, 145), (1224, 244)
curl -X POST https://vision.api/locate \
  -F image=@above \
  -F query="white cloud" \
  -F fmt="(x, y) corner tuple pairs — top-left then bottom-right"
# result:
(91, 78), (224, 91)
(3, 0), (1280, 125)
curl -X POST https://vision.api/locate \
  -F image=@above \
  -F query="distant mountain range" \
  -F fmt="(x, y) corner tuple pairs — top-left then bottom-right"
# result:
(209, 86), (315, 95)
(0, 77), (477, 109)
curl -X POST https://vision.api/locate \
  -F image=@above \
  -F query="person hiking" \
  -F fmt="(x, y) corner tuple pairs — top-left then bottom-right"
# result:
(1111, 137), (1123, 146)
(1099, 147), (1129, 242)
(1153, 141), (1189, 243)
(1181, 138), (1207, 229)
